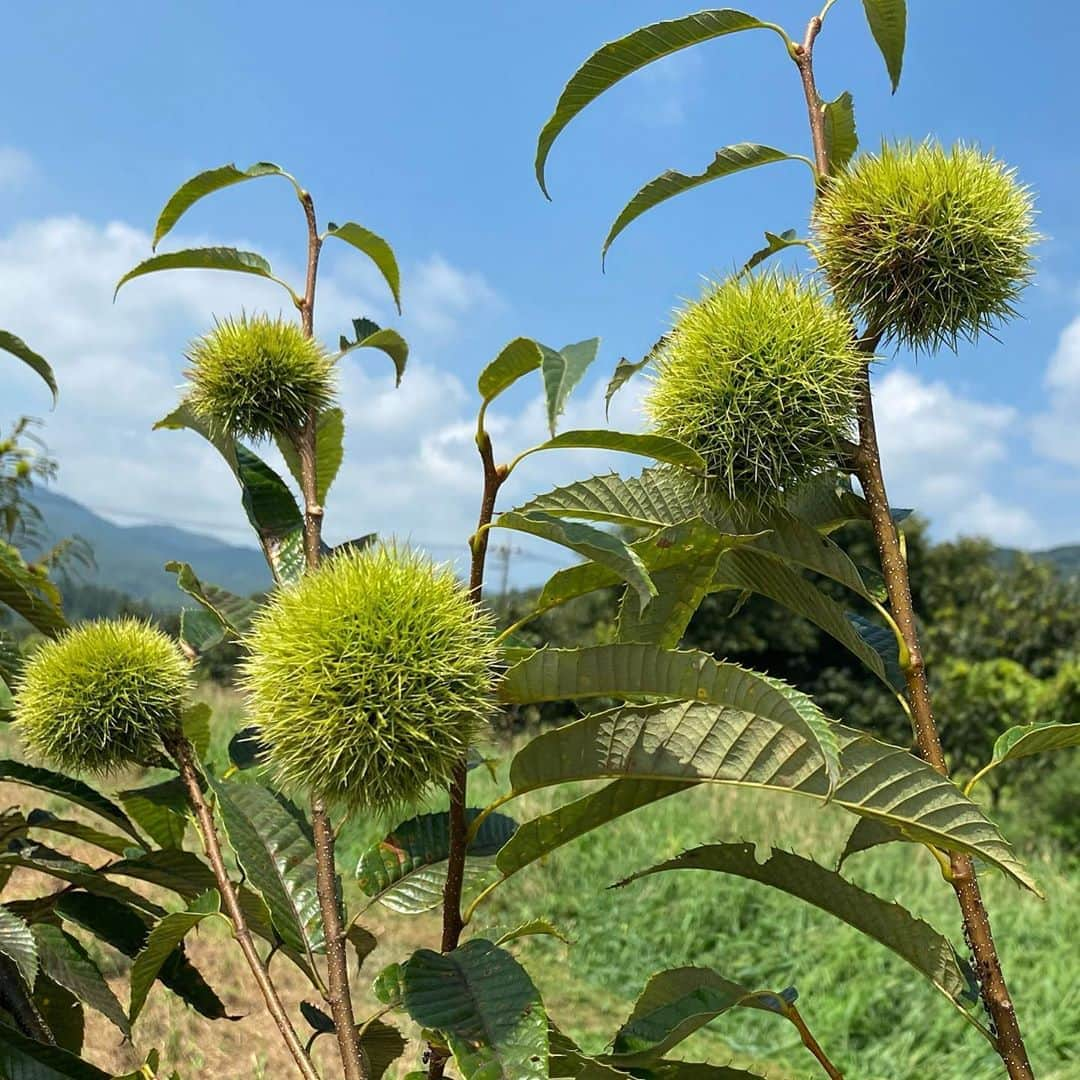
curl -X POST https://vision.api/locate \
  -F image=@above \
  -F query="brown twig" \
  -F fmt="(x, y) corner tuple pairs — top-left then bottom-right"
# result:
(787, 1003), (844, 1080)
(428, 427), (506, 1079)
(792, 15), (1035, 1078)
(293, 187), (368, 1080)
(168, 732), (319, 1080)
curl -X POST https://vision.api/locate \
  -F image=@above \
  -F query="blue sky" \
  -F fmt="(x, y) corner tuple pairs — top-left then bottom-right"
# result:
(3, 1), (1080, 582)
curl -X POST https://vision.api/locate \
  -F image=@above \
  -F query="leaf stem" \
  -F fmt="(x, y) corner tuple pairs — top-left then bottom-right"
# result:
(167, 732), (319, 1080)
(787, 1003), (845, 1079)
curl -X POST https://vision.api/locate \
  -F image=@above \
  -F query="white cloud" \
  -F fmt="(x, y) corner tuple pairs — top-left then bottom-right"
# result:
(626, 51), (703, 128)
(0, 147), (33, 191)
(0, 215), (503, 554)
(1032, 314), (1080, 466)
(871, 368), (1039, 546)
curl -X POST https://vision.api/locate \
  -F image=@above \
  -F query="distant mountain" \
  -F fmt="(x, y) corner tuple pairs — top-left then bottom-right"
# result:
(29, 488), (270, 608)
(993, 545), (1080, 577)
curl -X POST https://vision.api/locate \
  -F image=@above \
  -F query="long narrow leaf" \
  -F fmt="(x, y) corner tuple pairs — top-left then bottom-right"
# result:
(536, 10), (789, 196)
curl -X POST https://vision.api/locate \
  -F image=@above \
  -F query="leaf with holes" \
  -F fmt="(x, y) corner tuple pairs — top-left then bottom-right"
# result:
(500, 644), (841, 788)
(506, 700), (1037, 892)
(357, 810), (517, 915)
(0, 330), (57, 402)
(535, 9), (789, 196)
(403, 939), (548, 1080)
(275, 407), (345, 506)
(604, 146), (813, 261)
(130, 890), (222, 1023)
(325, 222), (402, 312)
(32, 924), (129, 1036)
(208, 777), (323, 956)
(152, 161), (292, 249)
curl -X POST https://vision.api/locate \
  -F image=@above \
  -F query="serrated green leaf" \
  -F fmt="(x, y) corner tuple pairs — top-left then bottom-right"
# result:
(0, 761), (141, 844)
(0, 1020), (112, 1079)
(104, 849), (217, 901)
(541, 339), (600, 436)
(846, 612), (906, 692)
(711, 548), (891, 687)
(25, 810), (134, 857)
(373, 962), (403, 1005)
(838, 816), (906, 868)
(338, 320), (409, 386)
(500, 644), (842, 788)
(517, 469), (703, 531)
(495, 511), (656, 613)
(0, 541), (67, 636)
(235, 443), (303, 542)
(152, 161), (292, 250)
(535, 9), (789, 197)
(616, 555), (722, 649)
(493, 918), (570, 948)
(967, 722), (1080, 796)
(740, 229), (806, 276)
(604, 336), (665, 419)
(357, 810), (517, 915)
(181, 702), (212, 762)
(130, 890), (221, 1023)
(0, 846), (162, 914)
(359, 1019), (407, 1080)
(207, 777), (323, 957)
(33, 974), (83, 1055)
(403, 939), (548, 1080)
(325, 223), (402, 312)
(0, 330), (57, 403)
(505, 700), (1037, 893)
(604, 146), (813, 262)
(31, 925), (129, 1036)
(823, 91), (858, 173)
(227, 726), (267, 772)
(115, 247), (296, 302)
(478, 338), (546, 405)
(861, 0), (907, 91)
(153, 401), (239, 474)
(523, 430), (705, 472)
(620, 845), (974, 1012)
(275, 406), (345, 507)
(165, 561), (259, 639)
(496, 779), (685, 881)
(0, 906), (37, 988)
(54, 892), (227, 1022)
(118, 778), (190, 851)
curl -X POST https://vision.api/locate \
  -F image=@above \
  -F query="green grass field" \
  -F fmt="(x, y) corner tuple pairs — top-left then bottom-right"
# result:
(4, 685), (1078, 1079)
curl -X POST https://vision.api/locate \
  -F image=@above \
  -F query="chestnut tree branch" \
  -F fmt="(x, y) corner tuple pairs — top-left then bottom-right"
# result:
(792, 15), (1034, 1078)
